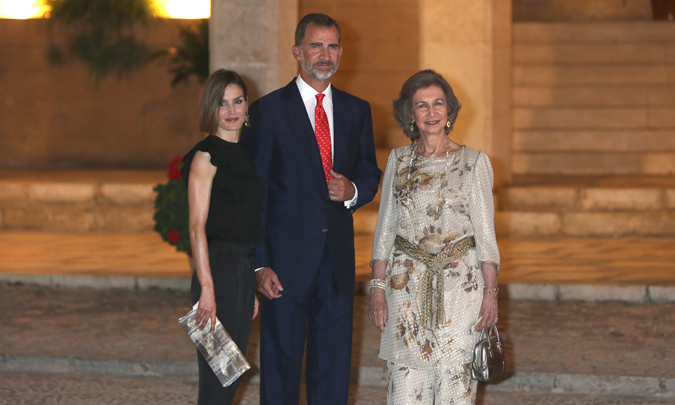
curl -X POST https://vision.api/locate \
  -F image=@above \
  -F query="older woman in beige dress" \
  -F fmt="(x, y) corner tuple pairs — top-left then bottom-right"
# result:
(368, 69), (500, 404)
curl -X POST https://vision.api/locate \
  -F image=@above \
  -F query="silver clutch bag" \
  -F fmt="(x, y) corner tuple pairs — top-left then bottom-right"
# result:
(178, 302), (250, 387)
(470, 324), (506, 382)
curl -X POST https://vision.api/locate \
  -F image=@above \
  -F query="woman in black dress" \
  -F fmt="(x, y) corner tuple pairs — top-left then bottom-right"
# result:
(181, 69), (263, 404)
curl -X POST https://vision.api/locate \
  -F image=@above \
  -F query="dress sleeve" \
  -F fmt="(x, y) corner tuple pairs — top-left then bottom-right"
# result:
(181, 137), (221, 186)
(469, 152), (500, 273)
(371, 149), (400, 264)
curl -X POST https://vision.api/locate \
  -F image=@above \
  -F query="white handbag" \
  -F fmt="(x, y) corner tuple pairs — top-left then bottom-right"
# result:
(178, 302), (250, 387)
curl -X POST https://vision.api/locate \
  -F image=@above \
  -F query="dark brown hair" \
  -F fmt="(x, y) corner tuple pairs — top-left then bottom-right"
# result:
(198, 69), (248, 134)
(295, 13), (341, 46)
(393, 69), (461, 141)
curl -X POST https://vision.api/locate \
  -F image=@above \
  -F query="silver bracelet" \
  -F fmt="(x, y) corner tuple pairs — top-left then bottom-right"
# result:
(369, 278), (387, 290)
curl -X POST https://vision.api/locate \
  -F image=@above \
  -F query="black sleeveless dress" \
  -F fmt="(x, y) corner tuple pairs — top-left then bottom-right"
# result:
(182, 135), (263, 405)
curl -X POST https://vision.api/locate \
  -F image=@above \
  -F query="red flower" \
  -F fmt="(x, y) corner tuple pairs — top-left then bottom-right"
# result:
(167, 156), (183, 180)
(167, 230), (180, 244)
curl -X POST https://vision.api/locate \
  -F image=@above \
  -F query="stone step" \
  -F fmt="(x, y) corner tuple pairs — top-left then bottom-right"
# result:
(514, 21), (675, 43)
(10, 201), (672, 238)
(496, 180), (675, 236)
(1, 204), (155, 232)
(512, 152), (675, 176)
(0, 197), (380, 234)
(513, 85), (675, 108)
(0, 171), (161, 232)
(496, 211), (675, 237)
(513, 107), (674, 130)
(514, 129), (675, 152)
(514, 65), (673, 86)
(0, 170), (164, 204)
(3, 170), (673, 237)
(512, 22), (675, 178)
(514, 43), (675, 65)
(501, 184), (675, 212)
(0, 169), (385, 233)
(0, 199), (380, 235)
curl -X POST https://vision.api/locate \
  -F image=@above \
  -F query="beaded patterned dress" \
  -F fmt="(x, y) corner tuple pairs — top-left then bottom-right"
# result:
(371, 143), (500, 404)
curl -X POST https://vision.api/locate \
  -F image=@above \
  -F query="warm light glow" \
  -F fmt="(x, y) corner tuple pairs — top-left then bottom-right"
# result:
(155, 0), (210, 19)
(0, 0), (48, 19)
(0, 0), (210, 19)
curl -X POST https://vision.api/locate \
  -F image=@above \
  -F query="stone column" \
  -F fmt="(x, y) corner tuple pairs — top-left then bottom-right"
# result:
(210, 0), (298, 99)
(417, 0), (512, 185)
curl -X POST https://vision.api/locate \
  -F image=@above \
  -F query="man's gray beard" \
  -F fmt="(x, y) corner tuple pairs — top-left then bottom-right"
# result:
(302, 62), (338, 81)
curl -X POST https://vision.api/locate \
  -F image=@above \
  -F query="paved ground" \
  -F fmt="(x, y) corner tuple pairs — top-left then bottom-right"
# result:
(1, 285), (674, 404)
(3, 374), (674, 405)
(1, 227), (674, 403)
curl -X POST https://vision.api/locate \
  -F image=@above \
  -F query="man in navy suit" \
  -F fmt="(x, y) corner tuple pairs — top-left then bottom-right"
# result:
(241, 13), (382, 405)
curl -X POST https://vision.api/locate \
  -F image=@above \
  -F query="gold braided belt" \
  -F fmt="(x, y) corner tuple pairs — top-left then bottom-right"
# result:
(394, 235), (476, 330)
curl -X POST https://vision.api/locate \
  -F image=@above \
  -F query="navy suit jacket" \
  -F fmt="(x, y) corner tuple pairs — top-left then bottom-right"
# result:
(241, 80), (382, 295)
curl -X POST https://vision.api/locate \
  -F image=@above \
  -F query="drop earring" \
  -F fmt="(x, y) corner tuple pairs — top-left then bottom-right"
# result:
(410, 121), (415, 133)
(244, 112), (250, 127)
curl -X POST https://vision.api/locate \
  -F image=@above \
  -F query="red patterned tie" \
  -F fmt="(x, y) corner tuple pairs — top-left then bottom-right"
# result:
(315, 93), (332, 184)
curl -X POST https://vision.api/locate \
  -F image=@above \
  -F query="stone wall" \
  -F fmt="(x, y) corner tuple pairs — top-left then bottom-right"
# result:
(210, 0), (298, 99)
(0, 19), (203, 169)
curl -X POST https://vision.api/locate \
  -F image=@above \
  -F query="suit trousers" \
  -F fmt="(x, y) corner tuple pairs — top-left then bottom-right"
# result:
(191, 240), (257, 405)
(259, 243), (354, 405)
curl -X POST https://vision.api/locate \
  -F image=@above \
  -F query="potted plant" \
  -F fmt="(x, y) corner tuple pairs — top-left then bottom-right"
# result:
(153, 156), (191, 257)
(44, 0), (158, 79)
(152, 19), (209, 86)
